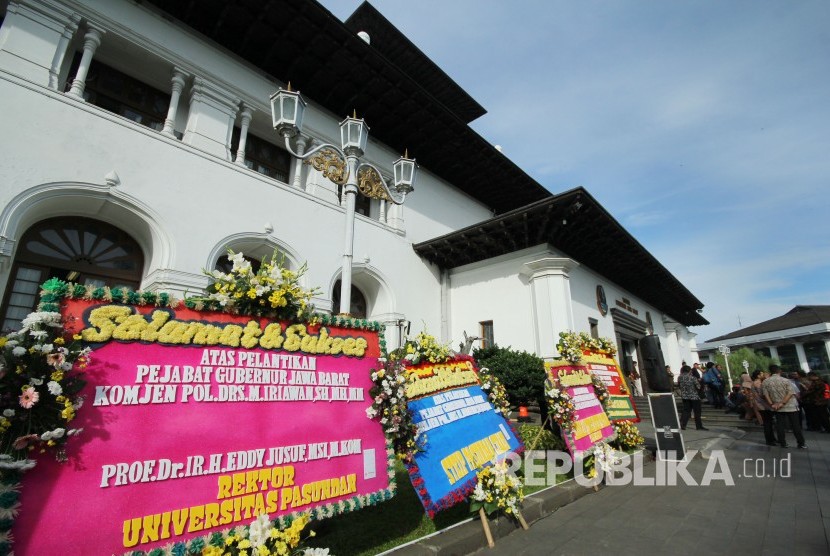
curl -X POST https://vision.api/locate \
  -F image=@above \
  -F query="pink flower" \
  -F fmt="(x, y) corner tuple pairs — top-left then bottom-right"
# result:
(12, 434), (39, 450)
(46, 352), (65, 368)
(19, 386), (39, 409)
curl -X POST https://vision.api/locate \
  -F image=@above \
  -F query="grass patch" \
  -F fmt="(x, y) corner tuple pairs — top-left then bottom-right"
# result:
(304, 461), (470, 556)
(305, 449), (571, 555)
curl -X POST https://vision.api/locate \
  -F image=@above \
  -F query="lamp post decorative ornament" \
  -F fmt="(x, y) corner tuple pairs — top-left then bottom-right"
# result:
(270, 84), (417, 315)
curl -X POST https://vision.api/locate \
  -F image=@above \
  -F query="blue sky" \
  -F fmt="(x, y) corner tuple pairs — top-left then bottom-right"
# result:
(319, 0), (830, 341)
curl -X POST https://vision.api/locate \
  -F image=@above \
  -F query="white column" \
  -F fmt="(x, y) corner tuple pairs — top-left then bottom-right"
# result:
(289, 135), (308, 187)
(440, 269), (451, 343)
(234, 106), (253, 165)
(768, 345), (779, 363)
(386, 202), (404, 230)
(520, 257), (579, 360)
(48, 14), (80, 90)
(161, 68), (187, 137)
(182, 77), (240, 159)
(795, 342), (810, 373)
(662, 318), (683, 378)
(0, 0), (77, 86)
(67, 26), (104, 99)
(825, 340), (830, 370)
(379, 199), (387, 224)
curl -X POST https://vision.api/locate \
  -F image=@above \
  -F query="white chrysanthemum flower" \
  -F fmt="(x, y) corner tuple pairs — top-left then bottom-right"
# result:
(248, 513), (271, 548)
(30, 377), (43, 386)
(29, 329), (48, 339)
(365, 407), (377, 419)
(303, 548), (331, 556)
(229, 252), (252, 274)
(2, 409), (14, 418)
(47, 381), (62, 396)
(11, 347), (26, 357)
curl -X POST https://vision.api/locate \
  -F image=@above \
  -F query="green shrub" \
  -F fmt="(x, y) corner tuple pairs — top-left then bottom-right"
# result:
(473, 345), (546, 406)
(517, 424), (565, 451)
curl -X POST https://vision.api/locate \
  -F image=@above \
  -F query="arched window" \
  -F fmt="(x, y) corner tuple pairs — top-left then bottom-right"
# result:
(331, 279), (367, 319)
(1, 217), (144, 331)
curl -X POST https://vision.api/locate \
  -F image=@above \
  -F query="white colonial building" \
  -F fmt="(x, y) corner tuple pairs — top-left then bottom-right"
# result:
(698, 306), (830, 374)
(0, 0), (707, 384)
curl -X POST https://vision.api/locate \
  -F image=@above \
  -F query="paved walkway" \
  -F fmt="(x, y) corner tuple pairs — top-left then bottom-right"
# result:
(476, 426), (830, 556)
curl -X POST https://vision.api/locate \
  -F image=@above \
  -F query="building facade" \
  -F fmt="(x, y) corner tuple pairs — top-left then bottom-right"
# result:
(0, 0), (707, 379)
(698, 306), (830, 374)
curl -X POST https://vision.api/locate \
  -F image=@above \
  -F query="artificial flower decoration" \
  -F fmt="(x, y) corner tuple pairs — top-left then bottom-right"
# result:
(611, 419), (645, 451)
(0, 310), (90, 469)
(584, 441), (621, 479)
(366, 358), (424, 462)
(591, 374), (610, 408)
(194, 512), (330, 556)
(192, 250), (320, 321)
(556, 331), (617, 364)
(470, 460), (524, 518)
(478, 366), (511, 418)
(545, 382), (576, 432)
(394, 331), (452, 365)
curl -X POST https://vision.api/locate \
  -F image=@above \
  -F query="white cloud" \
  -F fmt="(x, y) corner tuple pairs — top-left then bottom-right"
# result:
(321, 0), (830, 340)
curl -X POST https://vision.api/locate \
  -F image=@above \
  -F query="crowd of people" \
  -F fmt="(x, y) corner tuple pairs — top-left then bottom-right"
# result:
(673, 360), (830, 449)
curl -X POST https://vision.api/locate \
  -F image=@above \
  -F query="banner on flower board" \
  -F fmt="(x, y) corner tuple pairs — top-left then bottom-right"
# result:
(582, 352), (640, 422)
(15, 299), (392, 555)
(545, 362), (615, 455)
(403, 356), (522, 517)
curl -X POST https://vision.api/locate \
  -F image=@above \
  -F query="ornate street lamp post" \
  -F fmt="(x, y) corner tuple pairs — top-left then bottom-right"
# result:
(270, 85), (416, 315)
(718, 344), (733, 392)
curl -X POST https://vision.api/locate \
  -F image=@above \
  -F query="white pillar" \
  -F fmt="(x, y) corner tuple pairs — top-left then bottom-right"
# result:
(161, 68), (187, 137)
(662, 318), (683, 378)
(379, 199), (387, 224)
(289, 135), (308, 188)
(386, 202), (404, 230)
(795, 342), (810, 373)
(234, 106), (253, 165)
(768, 345), (779, 363)
(182, 77), (240, 159)
(67, 26), (103, 99)
(520, 257), (579, 360)
(48, 14), (80, 90)
(0, 0), (77, 86)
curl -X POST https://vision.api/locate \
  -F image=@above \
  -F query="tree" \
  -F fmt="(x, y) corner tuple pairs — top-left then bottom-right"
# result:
(713, 347), (779, 383)
(472, 345), (546, 408)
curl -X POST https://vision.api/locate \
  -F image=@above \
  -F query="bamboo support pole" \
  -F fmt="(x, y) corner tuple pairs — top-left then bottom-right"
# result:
(516, 509), (529, 530)
(479, 507), (495, 548)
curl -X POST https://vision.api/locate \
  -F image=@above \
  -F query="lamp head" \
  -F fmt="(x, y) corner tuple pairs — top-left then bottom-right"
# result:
(270, 86), (306, 138)
(339, 113), (369, 156)
(392, 149), (417, 195)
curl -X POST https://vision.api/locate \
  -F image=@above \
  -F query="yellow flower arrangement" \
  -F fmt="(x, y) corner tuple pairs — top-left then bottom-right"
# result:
(192, 250), (319, 321)
(470, 461), (524, 518)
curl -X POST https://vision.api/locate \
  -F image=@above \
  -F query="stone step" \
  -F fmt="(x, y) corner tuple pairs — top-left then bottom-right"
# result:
(630, 396), (764, 430)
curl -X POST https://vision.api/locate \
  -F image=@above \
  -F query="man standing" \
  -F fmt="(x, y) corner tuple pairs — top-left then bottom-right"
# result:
(678, 365), (708, 430)
(762, 365), (807, 449)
